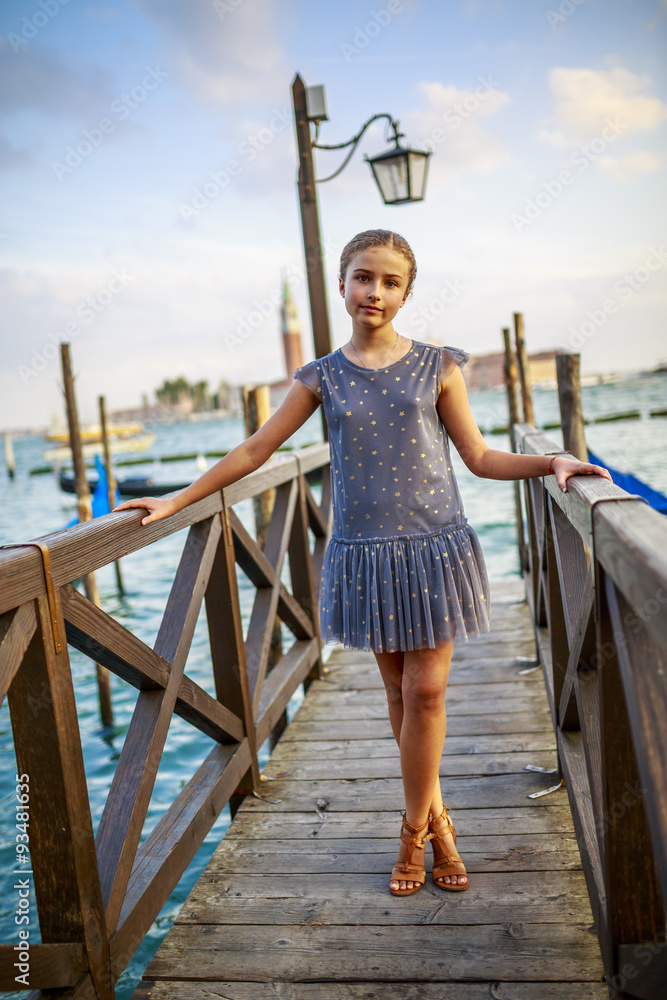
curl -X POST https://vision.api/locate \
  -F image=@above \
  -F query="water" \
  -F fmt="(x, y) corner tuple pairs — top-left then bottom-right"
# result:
(1, 374), (665, 997)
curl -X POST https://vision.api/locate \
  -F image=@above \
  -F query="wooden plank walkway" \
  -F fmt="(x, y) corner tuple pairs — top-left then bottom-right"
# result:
(133, 581), (607, 999)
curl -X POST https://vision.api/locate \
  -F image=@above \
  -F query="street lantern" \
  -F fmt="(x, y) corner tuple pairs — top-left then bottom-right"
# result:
(366, 143), (430, 205)
(309, 100), (431, 205)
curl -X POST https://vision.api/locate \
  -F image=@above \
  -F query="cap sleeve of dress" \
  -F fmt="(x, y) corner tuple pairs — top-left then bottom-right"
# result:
(293, 360), (322, 402)
(437, 345), (470, 393)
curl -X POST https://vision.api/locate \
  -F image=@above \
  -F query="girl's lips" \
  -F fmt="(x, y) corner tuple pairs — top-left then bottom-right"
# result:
(363, 306), (381, 313)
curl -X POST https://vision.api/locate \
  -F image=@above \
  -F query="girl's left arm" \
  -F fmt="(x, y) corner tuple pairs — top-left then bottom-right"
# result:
(437, 366), (612, 493)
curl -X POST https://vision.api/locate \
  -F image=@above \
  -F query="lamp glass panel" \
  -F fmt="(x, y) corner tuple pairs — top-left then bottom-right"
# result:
(407, 151), (429, 200)
(372, 152), (409, 204)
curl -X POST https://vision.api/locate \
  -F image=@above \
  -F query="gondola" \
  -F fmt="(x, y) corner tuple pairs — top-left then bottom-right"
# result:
(58, 471), (188, 499)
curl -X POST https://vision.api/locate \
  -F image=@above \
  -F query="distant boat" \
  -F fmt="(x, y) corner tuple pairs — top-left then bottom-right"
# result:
(59, 470), (187, 499)
(44, 432), (156, 462)
(46, 420), (145, 443)
(589, 450), (667, 515)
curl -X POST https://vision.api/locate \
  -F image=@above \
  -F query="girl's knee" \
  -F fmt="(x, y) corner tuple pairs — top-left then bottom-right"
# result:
(403, 678), (445, 714)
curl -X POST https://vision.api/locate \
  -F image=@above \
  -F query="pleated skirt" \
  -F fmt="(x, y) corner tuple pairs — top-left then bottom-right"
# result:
(319, 522), (491, 653)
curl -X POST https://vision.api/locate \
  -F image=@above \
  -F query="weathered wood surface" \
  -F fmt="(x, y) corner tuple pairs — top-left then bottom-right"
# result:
(135, 582), (605, 997)
(516, 422), (667, 998)
(134, 985), (609, 1000)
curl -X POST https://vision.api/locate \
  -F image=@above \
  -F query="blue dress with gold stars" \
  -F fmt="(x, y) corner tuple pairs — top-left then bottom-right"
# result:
(293, 339), (491, 653)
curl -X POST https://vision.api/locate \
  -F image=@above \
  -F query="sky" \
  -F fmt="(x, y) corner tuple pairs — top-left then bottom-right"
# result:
(1, 0), (666, 429)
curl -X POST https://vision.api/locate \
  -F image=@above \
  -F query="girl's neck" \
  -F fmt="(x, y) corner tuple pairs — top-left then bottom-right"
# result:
(341, 328), (412, 368)
(350, 312), (396, 337)
(349, 321), (399, 352)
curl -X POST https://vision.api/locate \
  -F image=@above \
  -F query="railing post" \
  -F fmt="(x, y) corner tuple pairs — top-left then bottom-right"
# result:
(243, 384), (284, 748)
(61, 343), (113, 727)
(205, 500), (260, 817)
(290, 467), (323, 690)
(513, 312), (535, 425)
(544, 499), (569, 728)
(598, 571), (665, 997)
(556, 352), (588, 462)
(524, 477), (547, 627)
(7, 594), (112, 1000)
(99, 394), (124, 594)
(4, 431), (15, 479)
(503, 327), (528, 573)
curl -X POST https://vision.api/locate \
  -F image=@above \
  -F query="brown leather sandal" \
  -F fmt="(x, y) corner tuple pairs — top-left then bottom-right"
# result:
(389, 815), (433, 896)
(429, 804), (469, 891)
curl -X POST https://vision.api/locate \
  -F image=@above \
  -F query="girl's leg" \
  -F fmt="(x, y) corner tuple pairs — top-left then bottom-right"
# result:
(373, 648), (449, 819)
(373, 644), (466, 890)
(401, 643), (466, 889)
(372, 650), (404, 743)
(399, 643), (452, 830)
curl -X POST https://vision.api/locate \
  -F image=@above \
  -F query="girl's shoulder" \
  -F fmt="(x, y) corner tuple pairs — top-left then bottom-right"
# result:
(293, 357), (323, 398)
(410, 338), (468, 359)
(294, 349), (342, 385)
(408, 340), (470, 393)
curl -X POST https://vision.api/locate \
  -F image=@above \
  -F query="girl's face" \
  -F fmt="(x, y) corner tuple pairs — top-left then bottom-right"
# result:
(339, 246), (411, 330)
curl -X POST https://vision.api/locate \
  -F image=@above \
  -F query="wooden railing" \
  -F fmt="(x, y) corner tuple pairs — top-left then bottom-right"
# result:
(0, 442), (331, 1000)
(515, 424), (667, 1000)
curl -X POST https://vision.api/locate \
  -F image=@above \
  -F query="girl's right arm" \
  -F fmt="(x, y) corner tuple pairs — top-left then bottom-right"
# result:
(113, 380), (322, 525)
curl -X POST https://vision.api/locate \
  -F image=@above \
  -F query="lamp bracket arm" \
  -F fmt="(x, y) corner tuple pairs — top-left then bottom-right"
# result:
(313, 113), (400, 151)
(313, 113), (402, 184)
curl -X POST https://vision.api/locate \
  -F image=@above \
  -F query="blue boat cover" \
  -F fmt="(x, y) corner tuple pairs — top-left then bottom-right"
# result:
(588, 450), (667, 515)
(64, 455), (121, 527)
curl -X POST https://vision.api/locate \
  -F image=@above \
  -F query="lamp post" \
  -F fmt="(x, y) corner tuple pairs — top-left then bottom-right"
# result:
(291, 73), (430, 373)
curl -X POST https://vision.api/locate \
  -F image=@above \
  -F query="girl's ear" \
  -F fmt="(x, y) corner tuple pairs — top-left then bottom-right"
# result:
(338, 277), (345, 298)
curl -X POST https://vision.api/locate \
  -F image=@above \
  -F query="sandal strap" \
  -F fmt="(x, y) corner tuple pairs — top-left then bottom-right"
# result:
(430, 807), (455, 838)
(400, 827), (434, 849)
(433, 858), (467, 879)
(399, 815), (433, 851)
(391, 815), (431, 886)
(391, 863), (426, 885)
(392, 861), (426, 876)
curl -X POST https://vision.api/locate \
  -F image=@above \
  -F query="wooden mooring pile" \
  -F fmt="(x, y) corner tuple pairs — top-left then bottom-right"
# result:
(0, 351), (666, 998)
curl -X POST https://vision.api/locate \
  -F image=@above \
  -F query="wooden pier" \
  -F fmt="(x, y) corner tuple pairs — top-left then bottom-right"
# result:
(1, 426), (666, 1000)
(134, 580), (607, 997)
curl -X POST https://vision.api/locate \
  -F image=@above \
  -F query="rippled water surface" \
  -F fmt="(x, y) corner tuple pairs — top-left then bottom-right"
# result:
(1, 375), (665, 997)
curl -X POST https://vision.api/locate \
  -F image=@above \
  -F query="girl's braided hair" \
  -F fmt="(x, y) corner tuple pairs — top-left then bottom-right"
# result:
(339, 229), (417, 296)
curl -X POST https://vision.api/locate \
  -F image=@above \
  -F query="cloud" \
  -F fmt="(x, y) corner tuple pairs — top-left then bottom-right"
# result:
(129, 0), (288, 105)
(596, 150), (661, 181)
(401, 78), (510, 188)
(0, 37), (115, 117)
(0, 232), (313, 427)
(0, 134), (34, 169)
(542, 66), (667, 145)
(0, 35), (118, 168)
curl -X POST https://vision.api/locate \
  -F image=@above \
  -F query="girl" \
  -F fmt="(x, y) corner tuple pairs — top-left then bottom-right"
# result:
(114, 229), (611, 897)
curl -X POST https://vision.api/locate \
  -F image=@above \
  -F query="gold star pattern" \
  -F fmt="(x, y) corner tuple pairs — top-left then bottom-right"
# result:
(321, 346), (485, 645)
